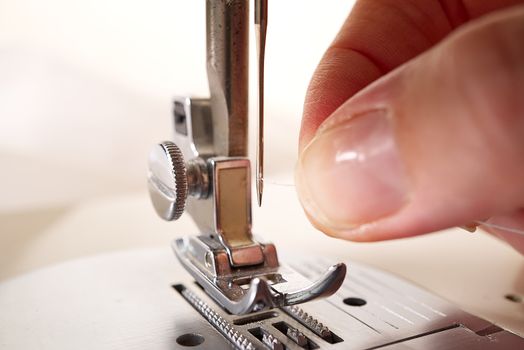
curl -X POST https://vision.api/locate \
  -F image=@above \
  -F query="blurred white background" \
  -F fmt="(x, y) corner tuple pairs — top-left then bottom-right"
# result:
(0, 0), (353, 277)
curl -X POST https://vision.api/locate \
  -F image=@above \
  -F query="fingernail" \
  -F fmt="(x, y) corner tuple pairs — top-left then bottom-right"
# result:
(296, 110), (409, 232)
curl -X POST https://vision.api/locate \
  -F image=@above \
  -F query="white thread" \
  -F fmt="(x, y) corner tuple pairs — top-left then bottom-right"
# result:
(265, 181), (295, 187)
(476, 221), (524, 236)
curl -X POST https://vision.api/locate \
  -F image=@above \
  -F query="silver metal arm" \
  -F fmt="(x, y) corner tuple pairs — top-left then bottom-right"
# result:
(207, 0), (249, 157)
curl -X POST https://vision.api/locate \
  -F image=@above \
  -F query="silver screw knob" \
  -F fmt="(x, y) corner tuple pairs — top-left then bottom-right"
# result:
(148, 141), (188, 221)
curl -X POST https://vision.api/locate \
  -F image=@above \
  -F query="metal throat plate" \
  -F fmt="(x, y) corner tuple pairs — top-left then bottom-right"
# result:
(172, 256), (524, 349)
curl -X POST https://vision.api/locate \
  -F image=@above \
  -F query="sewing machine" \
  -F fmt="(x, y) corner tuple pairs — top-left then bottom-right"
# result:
(0, 1), (523, 349)
(144, 1), (524, 349)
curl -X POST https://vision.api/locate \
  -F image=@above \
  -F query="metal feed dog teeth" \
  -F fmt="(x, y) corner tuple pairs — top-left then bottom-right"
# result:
(284, 305), (331, 339)
(261, 331), (284, 350)
(180, 287), (255, 350)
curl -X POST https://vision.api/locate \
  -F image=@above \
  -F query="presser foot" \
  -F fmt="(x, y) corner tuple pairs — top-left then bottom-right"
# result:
(173, 236), (347, 315)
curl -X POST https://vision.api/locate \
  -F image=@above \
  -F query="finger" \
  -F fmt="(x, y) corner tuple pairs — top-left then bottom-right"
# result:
(300, 0), (524, 150)
(295, 6), (524, 243)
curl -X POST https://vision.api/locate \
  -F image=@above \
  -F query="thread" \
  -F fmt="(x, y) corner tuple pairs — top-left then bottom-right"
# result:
(476, 221), (524, 236)
(265, 181), (295, 187)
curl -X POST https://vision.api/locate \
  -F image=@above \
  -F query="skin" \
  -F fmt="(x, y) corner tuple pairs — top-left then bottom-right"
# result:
(296, 0), (524, 253)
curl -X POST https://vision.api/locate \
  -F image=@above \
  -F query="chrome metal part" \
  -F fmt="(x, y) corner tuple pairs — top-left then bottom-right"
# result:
(171, 96), (219, 234)
(186, 157), (210, 199)
(261, 331), (284, 350)
(173, 238), (346, 315)
(146, 0), (348, 316)
(206, 0), (249, 157)
(255, 0), (267, 207)
(147, 142), (188, 221)
(285, 324), (308, 347)
(177, 285), (256, 350)
(283, 305), (331, 340)
(147, 141), (210, 221)
(276, 263), (346, 305)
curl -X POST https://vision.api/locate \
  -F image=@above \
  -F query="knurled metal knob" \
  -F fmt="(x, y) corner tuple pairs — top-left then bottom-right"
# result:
(148, 141), (188, 221)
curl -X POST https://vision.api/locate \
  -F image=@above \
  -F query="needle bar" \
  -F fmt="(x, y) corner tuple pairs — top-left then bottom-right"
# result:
(255, 0), (267, 207)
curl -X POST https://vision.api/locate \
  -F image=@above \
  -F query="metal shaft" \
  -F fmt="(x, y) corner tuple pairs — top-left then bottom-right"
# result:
(206, 0), (249, 157)
(255, 0), (267, 206)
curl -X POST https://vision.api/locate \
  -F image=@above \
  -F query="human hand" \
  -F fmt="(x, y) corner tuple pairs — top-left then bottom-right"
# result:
(295, 1), (524, 253)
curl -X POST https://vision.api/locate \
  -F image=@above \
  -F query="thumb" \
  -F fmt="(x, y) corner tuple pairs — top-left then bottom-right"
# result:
(295, 6), (524, 242)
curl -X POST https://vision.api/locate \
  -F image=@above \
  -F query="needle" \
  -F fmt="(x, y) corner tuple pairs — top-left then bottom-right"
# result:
(255, 0), (267, 207)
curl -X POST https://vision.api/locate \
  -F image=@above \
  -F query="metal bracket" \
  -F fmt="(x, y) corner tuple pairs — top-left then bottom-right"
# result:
(147, 0), (347, 315)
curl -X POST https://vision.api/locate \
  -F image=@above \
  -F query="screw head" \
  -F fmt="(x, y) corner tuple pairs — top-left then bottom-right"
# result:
(147, 141), (188, 221)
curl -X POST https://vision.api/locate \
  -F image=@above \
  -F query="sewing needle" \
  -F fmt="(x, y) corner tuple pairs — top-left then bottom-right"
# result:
(255, 0), (267, 207)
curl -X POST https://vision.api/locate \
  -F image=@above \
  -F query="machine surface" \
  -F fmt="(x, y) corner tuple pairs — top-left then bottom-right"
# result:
(0, 248), (522, 349)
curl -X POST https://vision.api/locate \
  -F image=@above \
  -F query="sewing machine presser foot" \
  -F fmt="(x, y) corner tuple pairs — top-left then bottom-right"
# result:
(173, 236), (346, 315)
